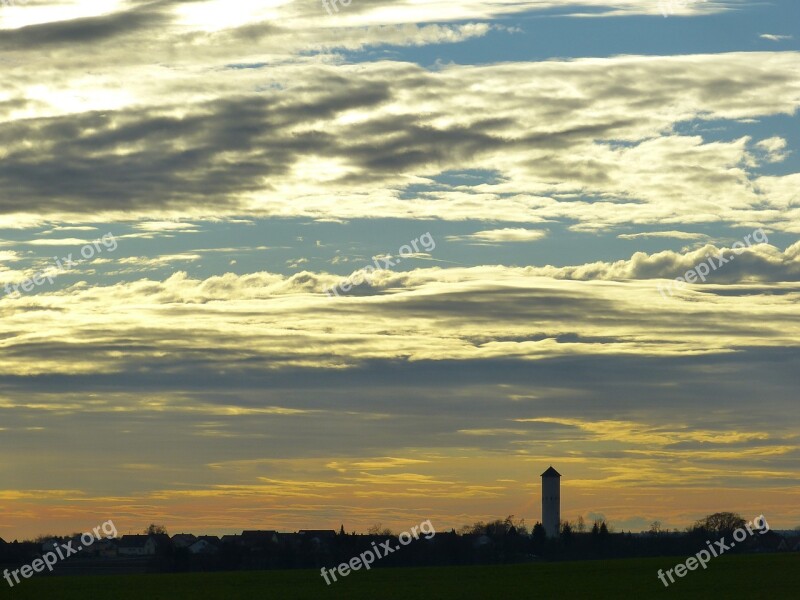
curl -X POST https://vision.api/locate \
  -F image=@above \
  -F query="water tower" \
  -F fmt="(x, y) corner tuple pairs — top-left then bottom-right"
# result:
(541, 466), (561, 538)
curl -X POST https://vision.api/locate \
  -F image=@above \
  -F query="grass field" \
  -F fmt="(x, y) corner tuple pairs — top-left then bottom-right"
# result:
(1, 553), (797, 599)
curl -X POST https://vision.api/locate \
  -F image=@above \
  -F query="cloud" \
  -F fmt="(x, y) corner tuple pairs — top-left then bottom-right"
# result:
(108, 254), (203, 273)
(755, 136), (789, 163)
(617, 231), (710, 241)
(760, 34), (793, 41)
(16, 237), (92, 246)
(447, 228), (548, 243)
(134, 221), (202, 233)
(531, 240), (800, 283)
(1, 52), (799, 231)
(0, 0), (797, 540)
(0, 250), (25, 263)
(41, 226), (99, 234)
(0, 243), (798, 379)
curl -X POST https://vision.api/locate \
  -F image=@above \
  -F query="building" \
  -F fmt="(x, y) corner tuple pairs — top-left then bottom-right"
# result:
(240, 530), (279, 551)
(197, 535), (220, 545)
(220, 534), (242, 546)
(171, 533), (198, 549)
(541, 466), (561, 538)
(299, 529), (337, 550)
(41, 538), (62, 554)
(118, 535), (155, 556)
(188, 539), (219, 555)
(118, 534), (170, 557)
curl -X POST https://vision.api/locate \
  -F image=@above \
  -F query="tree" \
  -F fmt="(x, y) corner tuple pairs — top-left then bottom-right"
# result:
(456, 524), (472, 535)
(599, 521), (609, 539)
(145, 524), (168, 536)
(576, 516), (586, 533)
(485, 519), (507, 536)
(503, 515), (516, 535)
(463, 521), (487, 535)
(367, 523), (393, 536)
(649, 520), (662, 535)
(515, 517), (528, 536)
(691, 512), (745, 536)
(531, 522), (547, 545)
(484, 516), (520, 537)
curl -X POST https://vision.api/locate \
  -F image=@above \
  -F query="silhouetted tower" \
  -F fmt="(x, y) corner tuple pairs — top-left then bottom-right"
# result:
(541, 466), (561, 538)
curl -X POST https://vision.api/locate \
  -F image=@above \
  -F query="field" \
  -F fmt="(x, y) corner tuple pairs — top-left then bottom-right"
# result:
(1, 553), (797, 599)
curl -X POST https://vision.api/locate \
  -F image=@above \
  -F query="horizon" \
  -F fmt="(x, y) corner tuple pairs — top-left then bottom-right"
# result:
(5, 508), (795, 543)
(1, 0), (799, 544)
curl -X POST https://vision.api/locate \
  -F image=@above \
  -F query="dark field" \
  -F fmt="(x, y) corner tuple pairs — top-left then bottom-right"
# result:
(1, 553), (798, 599)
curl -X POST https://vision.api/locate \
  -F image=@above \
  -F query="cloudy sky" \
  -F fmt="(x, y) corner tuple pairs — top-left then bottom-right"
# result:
(0, 0), (798, 539)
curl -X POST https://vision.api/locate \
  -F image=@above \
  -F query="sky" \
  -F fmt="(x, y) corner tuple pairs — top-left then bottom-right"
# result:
(0, 0), (798, 540)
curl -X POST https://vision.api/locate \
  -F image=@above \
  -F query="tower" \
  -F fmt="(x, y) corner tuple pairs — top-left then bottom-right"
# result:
(541, 466), (561, 538)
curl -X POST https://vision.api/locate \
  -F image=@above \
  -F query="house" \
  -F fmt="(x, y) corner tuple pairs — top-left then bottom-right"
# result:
(299, 530), (337, 550)
(41, 538), (63, 554)
(240, 530), (279, 550)
(90, 538), (118, 558)
(278, 533), (303, 548)
(118, 535), (155, 556)
(171, 534), (197, 549)
(299, 530), (337, 540)
(197, 535), (220, 545)
(118, 534), (170, 557)
(188, 539), (219, 555)
(220, 534), (242, 546)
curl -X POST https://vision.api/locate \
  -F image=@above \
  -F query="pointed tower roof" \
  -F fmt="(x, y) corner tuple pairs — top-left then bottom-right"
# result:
(540, 466), (561, 478)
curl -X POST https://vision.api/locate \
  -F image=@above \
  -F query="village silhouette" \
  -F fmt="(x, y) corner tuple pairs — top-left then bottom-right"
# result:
(1, 468), (795, 578)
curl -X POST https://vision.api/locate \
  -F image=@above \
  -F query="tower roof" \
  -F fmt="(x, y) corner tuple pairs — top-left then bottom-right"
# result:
(540, 466), (561, 478)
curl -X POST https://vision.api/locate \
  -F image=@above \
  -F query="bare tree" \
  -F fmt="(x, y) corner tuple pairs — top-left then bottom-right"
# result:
(649, 521), (662, 535)
(367, 523), (393, 536)
(576, 515), (586, 533)
(691, 512), (745, 536)
(145, 524), (168, 536)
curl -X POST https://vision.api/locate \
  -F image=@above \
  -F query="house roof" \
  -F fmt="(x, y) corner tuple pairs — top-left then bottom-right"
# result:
(150, 534), (171, 544)
(119, 534), (169, 548)
(189, 539), (219, 553)
(241, 530), (277, 539)
(197, 535), (220, 543)
(541, 466), (562, 477)
(299, 530), (337, 537)
(118, 535), (149, 548)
